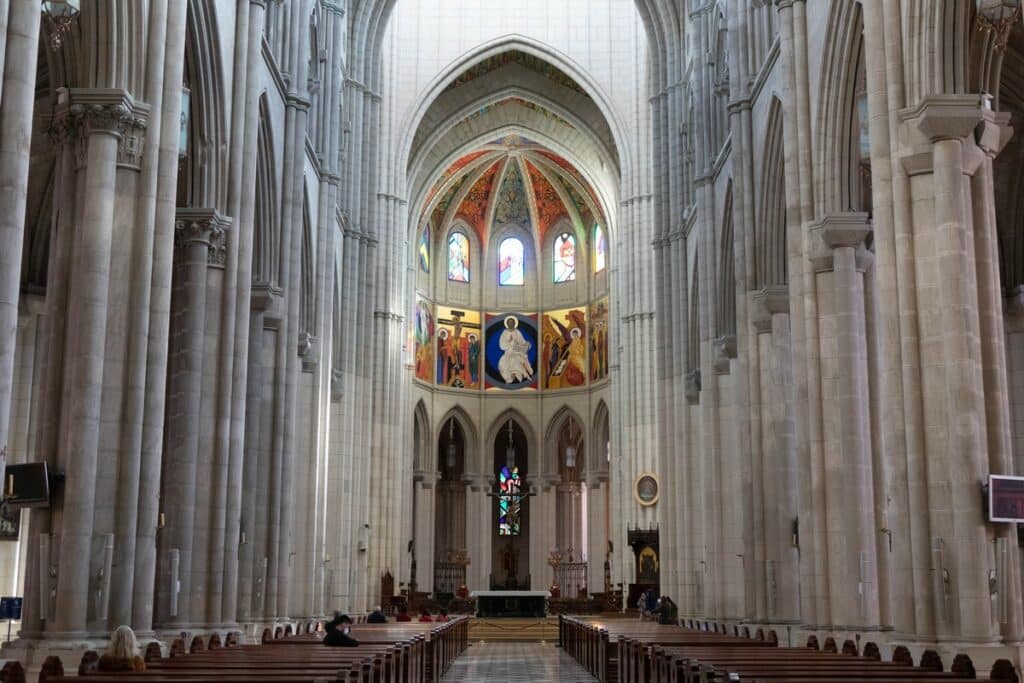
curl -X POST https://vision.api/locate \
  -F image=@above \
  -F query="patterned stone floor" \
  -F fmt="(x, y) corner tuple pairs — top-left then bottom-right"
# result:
(442, 641), (597, 682)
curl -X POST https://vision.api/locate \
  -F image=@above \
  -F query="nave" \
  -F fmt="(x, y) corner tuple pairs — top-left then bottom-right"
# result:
(441, 642), (595, 683)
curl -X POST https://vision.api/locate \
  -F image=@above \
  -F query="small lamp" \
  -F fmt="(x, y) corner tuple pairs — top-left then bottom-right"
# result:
(505, 419), (516, 469)
(445, 418), (457, 470)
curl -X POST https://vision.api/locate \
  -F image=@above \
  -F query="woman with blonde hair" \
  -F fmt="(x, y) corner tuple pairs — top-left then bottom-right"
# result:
(98, 625), (146, 672)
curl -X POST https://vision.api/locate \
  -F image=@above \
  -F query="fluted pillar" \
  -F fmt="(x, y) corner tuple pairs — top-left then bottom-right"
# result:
(412, 471), (438, 593)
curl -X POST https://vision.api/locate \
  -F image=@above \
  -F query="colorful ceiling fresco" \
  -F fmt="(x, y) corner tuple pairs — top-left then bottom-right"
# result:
(525, 161), (568, 239)
(422, 144), (604, 244)
(492, 161), (531, 226)
(453, 160), (502, 237)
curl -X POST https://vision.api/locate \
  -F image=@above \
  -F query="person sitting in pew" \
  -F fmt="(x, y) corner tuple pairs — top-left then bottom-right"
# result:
(657, 596), (678, 625)
(435, 609), (450, 623)
(395, 605), (413, 622)
(366, 606), (387, 623)
(323, 613), (359, 647)
(98, 625), (147, 672)
(418, 608), (434, 623)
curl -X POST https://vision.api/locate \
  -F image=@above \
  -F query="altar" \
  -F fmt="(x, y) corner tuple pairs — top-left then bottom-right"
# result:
(470, 590), (550, 618)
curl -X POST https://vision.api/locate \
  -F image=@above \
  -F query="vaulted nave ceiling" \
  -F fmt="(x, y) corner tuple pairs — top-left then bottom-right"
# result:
(406, 51), (621, 233)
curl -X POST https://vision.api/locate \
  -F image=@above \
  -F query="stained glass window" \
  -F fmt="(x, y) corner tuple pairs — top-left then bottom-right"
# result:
(447, 231), (470, 282)
(594, 224), (607, 273)
(498, 237), (525, 286)
(553, 232), (576, 283)
(498, 465), (522, 536)
(418, 224), (430, 273)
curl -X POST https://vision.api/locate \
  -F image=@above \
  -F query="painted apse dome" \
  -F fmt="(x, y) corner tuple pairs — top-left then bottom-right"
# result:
(412, 137), (610, 394)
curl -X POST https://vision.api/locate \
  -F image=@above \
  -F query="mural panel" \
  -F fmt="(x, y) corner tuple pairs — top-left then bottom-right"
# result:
(541, 308), (588, 389)
(436, 306), (482, 389)
(413, 296), (434, 383)
(590, 297), (609, 382)
(485, 313), (538, 390)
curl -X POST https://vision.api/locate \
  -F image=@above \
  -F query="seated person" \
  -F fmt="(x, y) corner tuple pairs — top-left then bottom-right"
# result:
(98, 625), (146, 672)
(395, 606), (412, 622)
(418, 608), (434, 623)
(366, 606), (387, 623)
(435, 609), (450, 623)
(657, 596), (678, 625)
(323, 613), (359, 647)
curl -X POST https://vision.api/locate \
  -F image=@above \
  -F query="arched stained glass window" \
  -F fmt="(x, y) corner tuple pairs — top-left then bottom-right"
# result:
(497, 465), (522, 535)
(553, 232), (576, 283)
(418, 224), (430, 273)
(594, 224), (607, 273)
(498, 237), (525, 286)
(447, 231), (470, 282)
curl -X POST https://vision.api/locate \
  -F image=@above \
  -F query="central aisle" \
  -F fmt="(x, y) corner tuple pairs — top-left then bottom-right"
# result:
(442, 641), (597, 682)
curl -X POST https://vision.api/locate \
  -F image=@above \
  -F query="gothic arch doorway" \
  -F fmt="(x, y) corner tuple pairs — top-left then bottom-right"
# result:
(491, 418), (530, 589)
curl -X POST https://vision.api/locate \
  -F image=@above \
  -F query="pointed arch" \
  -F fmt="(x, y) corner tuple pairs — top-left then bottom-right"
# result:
(718, 180), (736, 337)
(435, 406), (479, 474)
(412, 400), (431, 472)
(299, 186), (315, 338)
(252, 95), (279, 288)
(485, 409), (538, 475)
(756, 97), (787, 288)
(543, 406), (588, 476)
(815, 0), (867, 215)
(591, 400), (611, 477)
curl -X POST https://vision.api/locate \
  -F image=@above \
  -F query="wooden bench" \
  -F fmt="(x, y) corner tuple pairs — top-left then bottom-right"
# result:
(559, 616), (1004, 683)
(51, 617), (469, 683)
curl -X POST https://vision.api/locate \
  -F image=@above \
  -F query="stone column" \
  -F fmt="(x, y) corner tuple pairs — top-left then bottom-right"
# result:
(412, 470), (438, 594)
(51, 89), (147, 638)
(973, 111), (1024, 641)
(162, 209), (227, 628)
(586, 477), (609, 595)
(0, 0), (41, 472)
(464, 475), (489, 591)
(900, 95), (996, 639)
(809, 214), (879, 628)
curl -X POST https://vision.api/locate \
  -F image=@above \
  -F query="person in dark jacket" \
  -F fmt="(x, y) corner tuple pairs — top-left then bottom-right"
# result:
(323, 613), (359, 647)
(366, 606), (387, 623)
(657, 596), (678, 625)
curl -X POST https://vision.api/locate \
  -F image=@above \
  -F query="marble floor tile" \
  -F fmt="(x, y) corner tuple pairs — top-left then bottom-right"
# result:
(443, 641), (597, 682)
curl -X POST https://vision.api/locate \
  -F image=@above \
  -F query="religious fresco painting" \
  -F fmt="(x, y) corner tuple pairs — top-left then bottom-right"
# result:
(413, 296), (434, 383)
(484, 313), (538, 390)
(590, 297), (609, 382)
(435, 306), (482, 389)
(541, 308), (588, 389)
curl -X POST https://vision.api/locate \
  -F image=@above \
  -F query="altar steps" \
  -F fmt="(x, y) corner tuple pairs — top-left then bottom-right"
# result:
(468, 617), (560, 642)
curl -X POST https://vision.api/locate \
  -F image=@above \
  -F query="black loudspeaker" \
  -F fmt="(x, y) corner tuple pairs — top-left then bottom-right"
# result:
(4, 463), (51, 508)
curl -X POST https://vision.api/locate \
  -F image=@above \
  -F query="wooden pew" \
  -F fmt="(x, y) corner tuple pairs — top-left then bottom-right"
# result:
(559, 616), (997, 683)
(50, 617), (469, 683)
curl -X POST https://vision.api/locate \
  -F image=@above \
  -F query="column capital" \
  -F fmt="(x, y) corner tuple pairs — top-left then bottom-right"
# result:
(808, 213), (872, 273)
(54, 88), (151, 169)
(174, 208), (231, 267)
(900, 94), (988, 143)
(712, 334), (736, 375)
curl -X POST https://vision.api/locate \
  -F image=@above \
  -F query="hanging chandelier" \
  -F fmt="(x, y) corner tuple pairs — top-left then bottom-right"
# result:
(564, 418), (577, 470)
(505, 419), (516, 469)
(41, 0), (80, 50)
